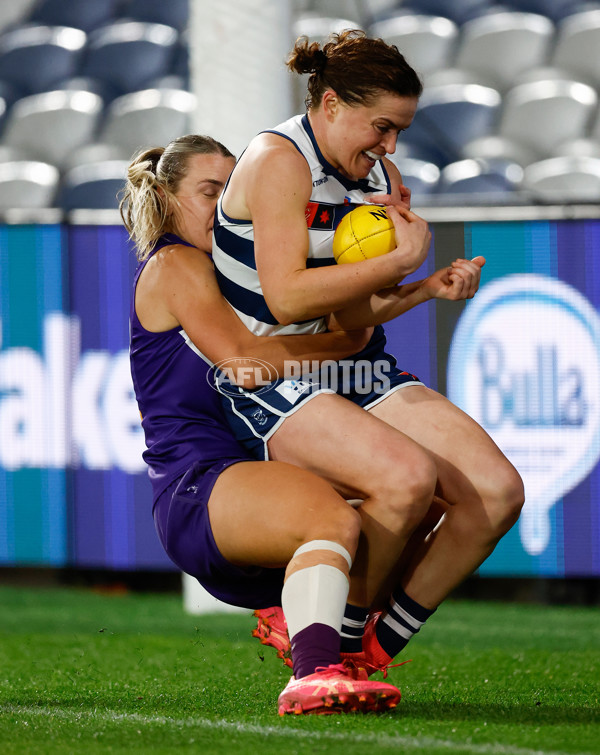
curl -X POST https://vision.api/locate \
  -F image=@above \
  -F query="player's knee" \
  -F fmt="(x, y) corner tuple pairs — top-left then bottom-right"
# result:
(375, 453), (437, 527)
(495, 465), (525, 531)
(482, 463), (525, 537)
(307, 503), (362, 556)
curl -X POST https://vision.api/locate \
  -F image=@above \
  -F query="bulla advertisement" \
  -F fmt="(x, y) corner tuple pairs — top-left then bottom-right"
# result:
(0, 218), (599, 575)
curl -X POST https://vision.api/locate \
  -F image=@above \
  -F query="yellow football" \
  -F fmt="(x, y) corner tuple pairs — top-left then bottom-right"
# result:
(332, 204), (396, 264)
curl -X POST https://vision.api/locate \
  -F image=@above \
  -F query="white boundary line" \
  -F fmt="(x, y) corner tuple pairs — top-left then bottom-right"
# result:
(1, 705), (596, 755)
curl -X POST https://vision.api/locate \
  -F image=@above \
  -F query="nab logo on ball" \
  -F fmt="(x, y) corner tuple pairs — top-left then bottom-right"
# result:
(333, 205), (396, 264)
(447, 274), (600, 557)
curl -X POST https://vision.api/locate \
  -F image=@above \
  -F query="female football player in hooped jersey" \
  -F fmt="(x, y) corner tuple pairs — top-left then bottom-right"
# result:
(212, 31), (525, 677)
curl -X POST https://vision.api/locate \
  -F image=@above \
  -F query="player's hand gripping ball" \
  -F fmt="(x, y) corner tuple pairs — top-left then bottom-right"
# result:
(332, 204), (396, 264)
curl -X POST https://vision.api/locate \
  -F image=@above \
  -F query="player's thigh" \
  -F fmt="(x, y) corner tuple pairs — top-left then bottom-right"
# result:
(368, 385), (521, 504)
(207, 459), (358, 568)
(267, 392), (434, 500)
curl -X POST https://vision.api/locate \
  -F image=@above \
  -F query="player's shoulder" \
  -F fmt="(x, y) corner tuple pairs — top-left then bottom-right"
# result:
(247, 130), (308, 170)
(150, 242), (211, 276)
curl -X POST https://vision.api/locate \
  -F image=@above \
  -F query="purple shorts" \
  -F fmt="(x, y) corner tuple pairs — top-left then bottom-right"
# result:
(153, 459), (286, 609)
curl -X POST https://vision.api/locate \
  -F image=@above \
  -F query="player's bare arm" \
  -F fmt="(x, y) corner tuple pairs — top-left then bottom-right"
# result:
(238, 140), (431, 324)
(327, 256), (486, 330)
(138, 243), (371, 387)
(366, 157), (412, 208)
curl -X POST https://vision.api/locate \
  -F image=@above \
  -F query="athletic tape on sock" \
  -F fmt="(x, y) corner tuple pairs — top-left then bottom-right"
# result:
(292, 539), (352, 570)
(282, 564), (349, 639)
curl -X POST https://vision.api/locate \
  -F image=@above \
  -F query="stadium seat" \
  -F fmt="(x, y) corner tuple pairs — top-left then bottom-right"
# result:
(0, 145), (33, 163)
(0, 0), (38, 34)
(386, 0), (494, 25)
(170, 33), (190, 87)
(461, 134), (538, 167)
(523, 155), (600, 202)
(80, 21), (179, 97)
(425, 67), (497, 89)
(121, 0), (190, 33)
(401, 82), (502, 167)
(368, 15), (459, 77)
(499, 79), (598, 159)
(591, 109), (600, 141)
(392, 138), (444, 166)
(386, 156), (440, 201)
(292, 14), (363, 44)
(54, 75), (118, 103)
(500, 0), (583, 22)
(58, 160), (129, 210)
(551, 138), (600, 160)
(2, 90), (103, 169)
(27, 0), (120, 33)
(61, 142), (130, 172)
(0, 25), (87, 96)
(455, 11), (554, 91)
(552, 9), (600, 86)
(0, 79), (23, 109)
(299, 0), (365, 25)
(99, 88), (197, 155)
(0, 160), (59, 209)
(147, 75), (188, 92)
(0, 91), (7, 129)
(511, 65), (579, 87)
(438, 158), (524, 200)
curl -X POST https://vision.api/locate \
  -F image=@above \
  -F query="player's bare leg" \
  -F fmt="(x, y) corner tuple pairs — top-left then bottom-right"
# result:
(207, 459), (402, 713)
(367, 385), (524, 610)
(266, 392), (438, 608)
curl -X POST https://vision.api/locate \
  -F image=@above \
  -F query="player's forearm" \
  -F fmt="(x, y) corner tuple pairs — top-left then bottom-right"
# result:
(229, 329), (371, 387)
(265, 254), (411, 325)
(328, 279), (431, 330)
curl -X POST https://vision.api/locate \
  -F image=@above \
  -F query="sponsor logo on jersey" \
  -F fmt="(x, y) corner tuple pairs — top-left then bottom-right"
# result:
(305, 201), (336, 229)
(274, 379), (315, 405)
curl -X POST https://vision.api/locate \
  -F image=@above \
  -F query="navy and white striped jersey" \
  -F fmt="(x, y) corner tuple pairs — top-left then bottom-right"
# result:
(212, 114), (392, 336)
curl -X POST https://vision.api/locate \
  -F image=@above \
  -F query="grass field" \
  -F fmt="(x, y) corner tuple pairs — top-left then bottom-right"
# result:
(0, 586), (598, 755)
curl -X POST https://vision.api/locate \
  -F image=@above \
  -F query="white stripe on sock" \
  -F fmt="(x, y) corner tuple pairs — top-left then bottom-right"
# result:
(382, 612), (415, 641)
(388, 599), (425, 632)
(341, 617), (367, 629)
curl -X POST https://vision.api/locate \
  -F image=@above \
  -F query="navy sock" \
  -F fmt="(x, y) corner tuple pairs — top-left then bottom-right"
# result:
(339, 603), (369, 653)
(375, 588), (436, 659)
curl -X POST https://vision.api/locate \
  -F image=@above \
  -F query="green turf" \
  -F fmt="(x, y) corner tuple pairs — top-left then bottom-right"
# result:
(0, 586), (598, 755)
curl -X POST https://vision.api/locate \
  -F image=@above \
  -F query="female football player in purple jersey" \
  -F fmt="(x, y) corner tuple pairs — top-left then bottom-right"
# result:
(121, 134), (404, 715)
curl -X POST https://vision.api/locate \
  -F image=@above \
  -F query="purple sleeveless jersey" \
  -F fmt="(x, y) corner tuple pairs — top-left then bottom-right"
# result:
(129, 234), (284, 608)
(129, 233), (250, 503)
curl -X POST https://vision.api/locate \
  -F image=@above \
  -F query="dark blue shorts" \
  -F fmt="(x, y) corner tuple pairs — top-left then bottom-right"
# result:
(217, 358), (423, 460)
(153, 459), (286, 609)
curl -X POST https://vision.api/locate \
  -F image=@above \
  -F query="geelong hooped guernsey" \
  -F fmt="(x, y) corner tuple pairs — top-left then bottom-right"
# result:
(212, 114), (392, 337)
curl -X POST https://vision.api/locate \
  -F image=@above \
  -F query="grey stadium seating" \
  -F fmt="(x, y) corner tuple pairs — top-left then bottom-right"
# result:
(499, 79), (598, 159)
(454, 11), (555, 91)
(0, 160), (59, 209)
(98, 88), (197, 156)
(1, 89), (103, 168)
